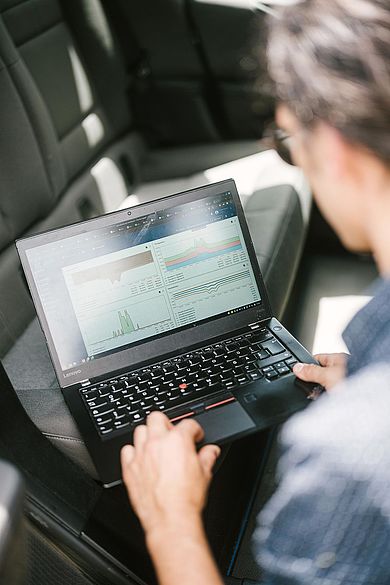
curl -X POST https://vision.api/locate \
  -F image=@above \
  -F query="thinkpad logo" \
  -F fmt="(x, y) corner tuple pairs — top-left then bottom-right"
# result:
(64, 369), (82, 378)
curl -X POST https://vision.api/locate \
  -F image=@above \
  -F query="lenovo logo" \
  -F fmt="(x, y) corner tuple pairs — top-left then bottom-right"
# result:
(64, 369), (82, 378)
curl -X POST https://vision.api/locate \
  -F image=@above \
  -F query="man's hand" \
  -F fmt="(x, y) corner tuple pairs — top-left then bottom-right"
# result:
(121, 413), (224, 585)
(293, 353), (348, 391)
(121, 412), (220, 539)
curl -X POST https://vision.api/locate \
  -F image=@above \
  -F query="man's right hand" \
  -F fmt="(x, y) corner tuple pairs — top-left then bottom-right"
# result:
(121, 412), (220, 539)
(293, 353), (348, 391)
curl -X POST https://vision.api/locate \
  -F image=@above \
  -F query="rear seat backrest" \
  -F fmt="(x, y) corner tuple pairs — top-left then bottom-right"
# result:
(59, 0), (133, 138)
(0, 13), (56, 353)
(1, 0), (131, 182)
(109, 0), (203, 78)
(0, 0), (137, 356)
(103, 0), (223, 145)
(0, 15), (56, 247)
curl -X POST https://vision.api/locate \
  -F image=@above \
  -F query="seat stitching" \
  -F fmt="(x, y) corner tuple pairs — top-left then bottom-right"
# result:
(44, 432), (84, 444)
(0, 0), (36, 15)
(57, 106), (97, 142)
(15, 19), (63, 49)
(7, 58), (57, 198)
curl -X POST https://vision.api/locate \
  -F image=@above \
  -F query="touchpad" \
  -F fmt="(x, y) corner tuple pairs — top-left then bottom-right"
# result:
(194, 401), (255, 445)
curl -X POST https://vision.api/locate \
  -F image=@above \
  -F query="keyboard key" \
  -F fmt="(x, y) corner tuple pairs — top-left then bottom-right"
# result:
(193, 382), (206, 391)
(262, 366), (274, 374)
(132, 413), (144, 422)
(100, 426), (115, 435)
(256, 351), (292, 369)
(128, 395), (142, 404)
(224, 379), (235, 388)
(236, 375), (248, 385)
(113, 411), (126, 421)
(84, 389), (99, 401)
(274, 361), (285, 368)
(251, 330), (273, 343)
(154, 397), (167, 406)
(262, 340), (285, 355)
(207, 382), (224, 393)
(126, 376), (138, 386)
(162, 364), (175, 373)
(95, 416), (113, 426)
(276, 365), (290, 375)
(286, 357), (298, 368)
(226, 342), (238, 353)
(213, 346), (224, 356)
(126, 405), (141, 415)
(114, 420), (130, 430)
(92, 406), (114, 417)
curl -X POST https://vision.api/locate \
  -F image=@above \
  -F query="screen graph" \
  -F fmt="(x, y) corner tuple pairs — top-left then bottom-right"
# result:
(171, 269), (250, 301)
(80, 293), (174, 352)
(71, 250), (153, 285)
(62, 244), (176, 355)
(116, 309), (137, 336)
(164, 236), (242, 271)
(154, 217), (261, 326)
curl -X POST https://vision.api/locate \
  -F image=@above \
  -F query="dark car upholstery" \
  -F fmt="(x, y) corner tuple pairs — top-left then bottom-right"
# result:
(0, 0), (310, 478)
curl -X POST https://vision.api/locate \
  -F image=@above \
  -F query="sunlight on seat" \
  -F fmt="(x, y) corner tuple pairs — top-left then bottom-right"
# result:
(82, 113), (105, 147)
(86, 0), (115, 55)
(194, 0), (297, 10)
(195, 0), (257, 8)
(119, 194), (140, 208)
(90, 158), (128, 212)
(312, 295), (371, 354)
(67, 45), (93, 113)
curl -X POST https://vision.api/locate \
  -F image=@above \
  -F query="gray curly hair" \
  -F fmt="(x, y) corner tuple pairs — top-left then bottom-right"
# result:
(267, 0), (390, 163)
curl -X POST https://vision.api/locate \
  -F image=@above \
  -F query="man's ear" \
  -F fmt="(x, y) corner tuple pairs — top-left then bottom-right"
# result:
(315, 122), (351, 180)
(276, 104), (300, 134)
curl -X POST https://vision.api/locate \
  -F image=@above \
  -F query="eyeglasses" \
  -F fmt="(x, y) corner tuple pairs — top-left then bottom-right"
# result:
(263, 122), (294, 166)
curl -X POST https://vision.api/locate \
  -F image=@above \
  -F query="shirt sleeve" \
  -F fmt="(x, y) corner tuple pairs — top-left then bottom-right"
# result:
(252, 380), (390, 585)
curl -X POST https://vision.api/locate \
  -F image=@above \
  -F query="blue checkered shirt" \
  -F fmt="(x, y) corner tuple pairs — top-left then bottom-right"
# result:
(254, 278), (390, 584)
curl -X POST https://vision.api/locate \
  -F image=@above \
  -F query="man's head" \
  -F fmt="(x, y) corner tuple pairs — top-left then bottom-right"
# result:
(267, 0), (390, 252)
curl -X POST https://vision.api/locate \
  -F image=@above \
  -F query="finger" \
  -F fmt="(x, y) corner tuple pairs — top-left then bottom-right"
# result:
(314, 353), (348, 367)
(146, 411), (172, 438)
(313, 353), (332, 366)
(121, 444), (135, 470)
(133, 424), (148, 450)
(198, 445), (221, 476)
(293, 362), (327, 385)
(121, 445), (136, 487)
(176, 418), (205, 443)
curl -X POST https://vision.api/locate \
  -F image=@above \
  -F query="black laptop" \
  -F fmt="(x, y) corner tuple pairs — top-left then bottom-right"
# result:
(16, 179), (319, 487)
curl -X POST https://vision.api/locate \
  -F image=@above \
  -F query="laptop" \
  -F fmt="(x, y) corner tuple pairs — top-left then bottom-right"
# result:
(16, 179), (320, 487)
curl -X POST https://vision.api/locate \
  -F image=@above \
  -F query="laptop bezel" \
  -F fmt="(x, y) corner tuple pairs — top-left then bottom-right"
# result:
(16, 179), (272, 388)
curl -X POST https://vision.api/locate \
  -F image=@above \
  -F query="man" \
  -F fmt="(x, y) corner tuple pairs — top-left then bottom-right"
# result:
(121, 1), (390, 583)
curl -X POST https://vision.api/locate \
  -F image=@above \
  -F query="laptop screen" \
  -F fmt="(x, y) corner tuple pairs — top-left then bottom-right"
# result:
(25, 189), (262, 372)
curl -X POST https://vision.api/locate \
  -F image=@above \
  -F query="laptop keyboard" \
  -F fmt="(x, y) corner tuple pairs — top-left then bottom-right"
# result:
(80, 327), (298, 438)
